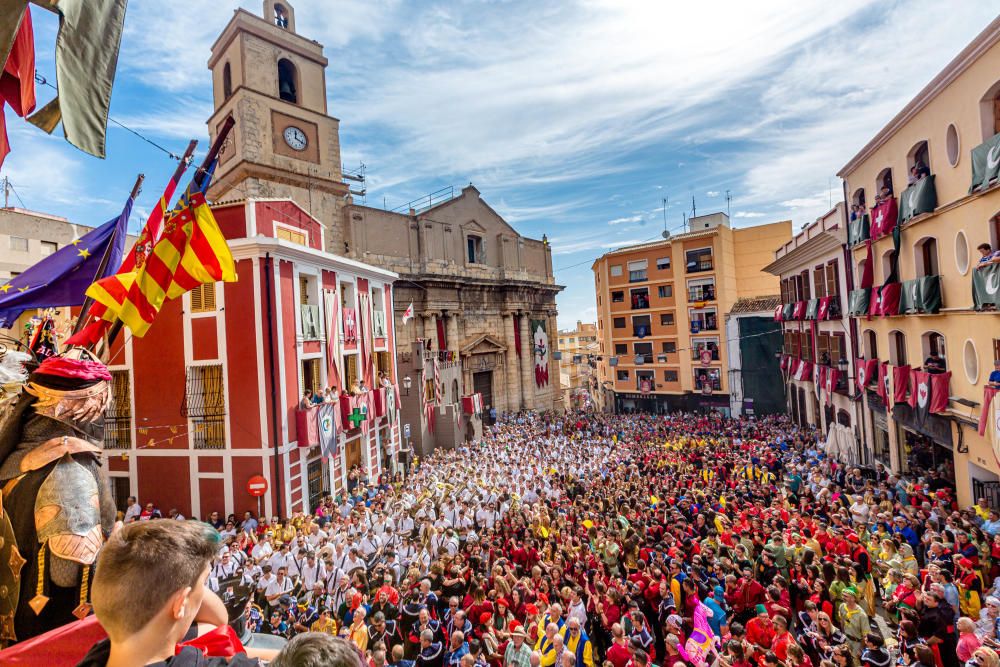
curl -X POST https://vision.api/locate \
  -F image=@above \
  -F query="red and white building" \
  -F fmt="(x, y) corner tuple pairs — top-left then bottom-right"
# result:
(102, 197), (401, 520)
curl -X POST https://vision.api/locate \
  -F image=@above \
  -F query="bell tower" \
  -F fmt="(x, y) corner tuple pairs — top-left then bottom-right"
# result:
(206, 0), (349, 252)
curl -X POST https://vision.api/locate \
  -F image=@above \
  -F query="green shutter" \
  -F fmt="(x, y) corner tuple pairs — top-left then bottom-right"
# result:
(972, 263), (1000, 310)
(916, 275), (941, 313)
(805, 299), (819, 320)
(970, 132), (1000, 193)
(898, 175), (937, 224)
(848, 288), (870, 316)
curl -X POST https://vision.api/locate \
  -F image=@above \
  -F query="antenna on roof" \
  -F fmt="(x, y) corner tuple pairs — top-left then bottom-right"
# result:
(725, 190), (731, 218)
(691, 196), (696, 219)
(683, 212), (687, 233)
(661, 197), (670, 239)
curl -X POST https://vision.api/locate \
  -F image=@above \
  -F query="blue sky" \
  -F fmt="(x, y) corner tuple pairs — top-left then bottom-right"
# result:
(3, 1), (998, 328)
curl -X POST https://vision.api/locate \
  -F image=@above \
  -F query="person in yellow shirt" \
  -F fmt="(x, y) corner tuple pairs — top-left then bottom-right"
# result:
(564, 618), (594, 667)
(973, 497), (992, 522)
(349, 607), (369, 651)
(310, 607), (338, 634)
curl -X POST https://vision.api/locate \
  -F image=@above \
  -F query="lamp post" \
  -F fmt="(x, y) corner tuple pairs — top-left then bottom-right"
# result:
(402, 375), (412, 396)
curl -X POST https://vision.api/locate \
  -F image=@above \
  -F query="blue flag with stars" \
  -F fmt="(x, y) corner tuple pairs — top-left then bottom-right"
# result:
(0, 196), (133, 328)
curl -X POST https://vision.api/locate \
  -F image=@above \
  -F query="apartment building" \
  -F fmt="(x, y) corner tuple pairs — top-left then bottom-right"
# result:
(593, 213), (791, 414)
(839, 16), (1000, 505)
(558, 321), (598, 409)
(763, 203), (860, 449)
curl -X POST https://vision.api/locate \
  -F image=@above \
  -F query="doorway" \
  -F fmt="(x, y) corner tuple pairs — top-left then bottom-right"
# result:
(346, 437), (362, 473)
(474, 371), (493, 421)
(306, 456), (328, 512)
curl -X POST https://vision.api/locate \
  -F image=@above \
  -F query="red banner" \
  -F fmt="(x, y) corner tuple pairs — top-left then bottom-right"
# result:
(816, 365), (827, 392)
(343, 307), (358, 342)
(861, 240), (874, 289)
(981, 387), (998, 436)
(908, 369), (924, 409)
(893, 365), (911, 405)
(793, 300), (806, 320)
(856, 358), (877, 393)
(929, 371), (951, 414)
(871, 197), (899, 239)
(876, 283), (901, 317)
(817, 296), (831, 320)
(877, 361), (889, 401)
(774, 305), (783, 322)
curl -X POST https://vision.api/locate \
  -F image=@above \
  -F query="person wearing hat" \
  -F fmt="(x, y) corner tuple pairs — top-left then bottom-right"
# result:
(838, 587), (870, 659)
(746, 604), (775, 653)
(504, 622), (532, 667)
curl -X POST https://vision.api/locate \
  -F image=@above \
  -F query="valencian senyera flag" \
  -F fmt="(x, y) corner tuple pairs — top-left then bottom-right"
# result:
(970, 131), (1000, 193)
(0, 195), (132, 328)
(973, 263), (1000, 311)
(897, 175), (937, 224)
(86, 189), (236, 337)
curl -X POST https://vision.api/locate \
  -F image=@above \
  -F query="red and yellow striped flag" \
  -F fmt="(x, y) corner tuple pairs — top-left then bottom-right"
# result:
(86, 192), (236, 337)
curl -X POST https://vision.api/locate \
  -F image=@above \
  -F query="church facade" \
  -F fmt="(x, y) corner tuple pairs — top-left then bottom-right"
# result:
(204, 2), (563, 454)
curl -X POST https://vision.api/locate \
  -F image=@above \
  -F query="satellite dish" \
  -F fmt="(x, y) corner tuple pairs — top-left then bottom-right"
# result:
(661, 230), (671, 239)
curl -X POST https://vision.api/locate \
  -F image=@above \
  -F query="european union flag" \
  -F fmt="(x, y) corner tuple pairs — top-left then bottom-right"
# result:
(0, 196), (132, 328)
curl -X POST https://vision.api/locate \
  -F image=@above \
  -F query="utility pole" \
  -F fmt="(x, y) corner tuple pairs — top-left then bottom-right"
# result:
(691, 196), (696, 219)
(2, 176), (9, 209)
(725, 190), (732, 217)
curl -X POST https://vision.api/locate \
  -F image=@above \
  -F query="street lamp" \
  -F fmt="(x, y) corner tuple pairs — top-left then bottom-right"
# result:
(402, 375), (412, 396)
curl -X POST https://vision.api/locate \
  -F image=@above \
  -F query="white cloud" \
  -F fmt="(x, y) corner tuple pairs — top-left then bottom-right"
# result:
(734, 211), (766, 218)
(706, 191), (720, 197)
(607, 215), (642, 225)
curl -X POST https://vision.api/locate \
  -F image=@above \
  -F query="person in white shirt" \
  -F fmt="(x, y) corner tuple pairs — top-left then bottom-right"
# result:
(251, 535), (274, 561)
(343, 547), (366, 572)
(265, 567), (294, 607)
(123, 496), (141, 523)
(298, 552), (325, 590)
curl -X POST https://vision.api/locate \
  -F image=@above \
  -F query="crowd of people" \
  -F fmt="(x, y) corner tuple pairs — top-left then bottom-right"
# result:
(89, 411), (1000, 667)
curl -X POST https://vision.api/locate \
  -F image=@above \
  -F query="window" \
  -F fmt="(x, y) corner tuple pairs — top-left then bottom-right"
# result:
(881, 250), (896, 284)
(628, 259), (648, 283)
(276, 226), (306, 245)
(105, 370), (131, 450)
(40, 241), (57, 256)
(467, 235), (484, 264)
(375, 351), (393, 379)
(344, 354), (359, 392)
(616, 370), (630, 381)
(9, 236), (27, 252)
(610, 265), (623, 277)
(863, 330), (878, 360)
(611, 290), (624, 303)
(634, 342), (653, 357)
(825, 262), (840, 298)
(907, 140), (930, 181)
(613, 317), (625, 329)
(190, 282), (217, 313)
(691, 337), (720, 361)
(274, 3), (290, 27)
(278, 58), (298, 103)
(371, 287), (387, 337)
(632, 315), (651, 338)
(694, 368), (722, 391)
(630, 288), (650, 309)
(852, 188), (867, 208)
(663, 370), (678, 382)
(656, 257), (670, 270)
(889, 331), (907, 366)
(661, 341), (676, 353)
(222, 62), (232, 99)
(689, 308), (717, 331)
(302, 358), (321, 394)
(780, 278), (789, 304)
(946, 124), (960, 167)
(110, 477), (131, 513)
(813, 266), (827, 299)
(877, 167), (894, 197)
(798, 270), (811, 301)
(184, 365), (226, 449)
(687, 277), (715, 302)
(657, 285), (672, 298)
(614, 343), (627, 355)
(636, 370), (654, 391)
(685, 247), (713, 272)
(964, 339), (979, 384)
(921, 331), (947, 370)
(659, 313), (674, 326)
(956, 230), (970, 274)
(914, 237), (939, 277)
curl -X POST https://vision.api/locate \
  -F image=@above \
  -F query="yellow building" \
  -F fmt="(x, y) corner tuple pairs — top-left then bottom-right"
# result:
(558, 321), (598, 409)
(592, 213), (791, 414)
(839, 16), (1000, 505)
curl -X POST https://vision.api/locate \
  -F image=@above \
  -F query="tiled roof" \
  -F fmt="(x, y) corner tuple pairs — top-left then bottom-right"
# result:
(728, 295), (781, 314)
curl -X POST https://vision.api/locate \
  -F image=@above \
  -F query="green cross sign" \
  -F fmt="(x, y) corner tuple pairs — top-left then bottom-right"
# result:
(348, 407), (367, 429)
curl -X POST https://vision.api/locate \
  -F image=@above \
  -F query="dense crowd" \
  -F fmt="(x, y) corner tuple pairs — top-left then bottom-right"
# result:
(128, 411), (1000, 667)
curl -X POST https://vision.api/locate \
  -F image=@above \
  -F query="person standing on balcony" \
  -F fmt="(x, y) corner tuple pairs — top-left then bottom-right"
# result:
(988, 359), (1000, 389)
(977, 243), (1000, 269)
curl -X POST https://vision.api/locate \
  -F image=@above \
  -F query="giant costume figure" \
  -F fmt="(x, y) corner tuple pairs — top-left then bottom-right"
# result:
(0, 354), (116, 644)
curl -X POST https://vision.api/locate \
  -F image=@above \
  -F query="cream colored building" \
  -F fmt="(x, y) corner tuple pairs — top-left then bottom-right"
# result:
(838, 16), (1000, 505)
(558, 321), (598, 410)
(592, 213), (791, 414)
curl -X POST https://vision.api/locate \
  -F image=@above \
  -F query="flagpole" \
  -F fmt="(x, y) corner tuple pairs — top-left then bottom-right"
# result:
(102, 119), (234, 347)
(72, 173), (145, 337)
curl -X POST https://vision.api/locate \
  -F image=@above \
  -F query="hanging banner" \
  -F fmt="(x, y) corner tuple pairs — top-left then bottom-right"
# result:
(531, 319), (549, 387)
(318, 401), (338, 458)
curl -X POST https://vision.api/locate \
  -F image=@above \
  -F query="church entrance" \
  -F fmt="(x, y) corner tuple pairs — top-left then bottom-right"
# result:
(345, 437), (362, 474)
(474, 371), (494, 422)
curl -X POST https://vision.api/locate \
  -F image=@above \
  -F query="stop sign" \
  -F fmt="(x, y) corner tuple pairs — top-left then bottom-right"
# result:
(246, 475), (268, 497)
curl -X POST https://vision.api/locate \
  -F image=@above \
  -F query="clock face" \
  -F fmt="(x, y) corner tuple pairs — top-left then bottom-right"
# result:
(283, 126), (307, 151)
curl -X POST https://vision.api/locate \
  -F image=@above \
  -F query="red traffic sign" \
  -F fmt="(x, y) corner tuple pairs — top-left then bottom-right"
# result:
(247, 475), (268, 497)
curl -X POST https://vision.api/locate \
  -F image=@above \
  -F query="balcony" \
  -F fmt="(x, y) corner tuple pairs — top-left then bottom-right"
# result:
(898, 175), (937, 224)
(422, 349), (461, 368)
(300, 304), (321, 340)
(631, 293), (650, 310)
(691, 346), (720, 361)
(804, 299), (819, 321)
(686, 260), (714, 274)
(629, 270), (647, 283)
(847, 288), (870, 316)
(898, 275), (942, 314)
(689, 318), (718, 332)
(687, 286), (716, 302)
(970, 132), (1000, 192)
(847, 213), (870, 246)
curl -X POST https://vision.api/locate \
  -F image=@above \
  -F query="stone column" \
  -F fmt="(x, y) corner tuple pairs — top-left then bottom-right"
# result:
(422, 314), (436, 351)
(502, 312), (521, 412)
(445, 313), (460, 355)
(519, 313), (535, 410)
(547, 312), (562, 412)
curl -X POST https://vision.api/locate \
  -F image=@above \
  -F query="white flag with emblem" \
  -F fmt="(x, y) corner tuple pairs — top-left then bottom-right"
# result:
(402, 302), (414, 324)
